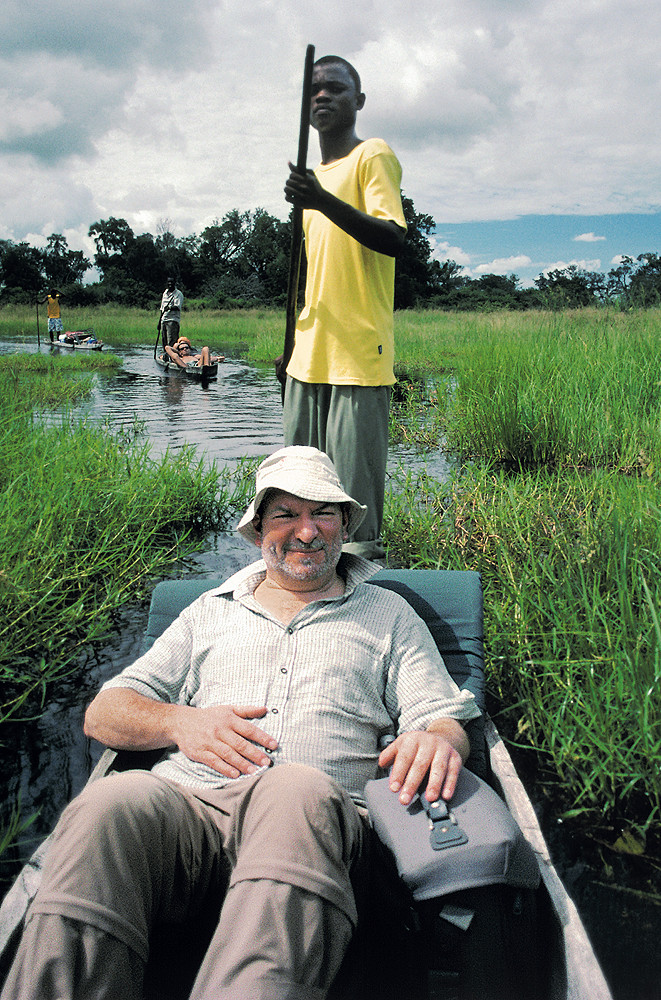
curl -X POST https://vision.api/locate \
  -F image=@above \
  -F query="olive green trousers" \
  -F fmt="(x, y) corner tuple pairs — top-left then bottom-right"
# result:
(283, 378), (391, 560)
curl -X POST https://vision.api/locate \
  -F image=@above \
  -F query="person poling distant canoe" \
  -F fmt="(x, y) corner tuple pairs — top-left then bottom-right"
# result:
(37, 289), (65, 343)
(164, 337), (224, 370)
(158, 276), (184, 348)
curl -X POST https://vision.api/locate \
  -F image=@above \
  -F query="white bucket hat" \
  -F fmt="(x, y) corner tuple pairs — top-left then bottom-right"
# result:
(237, 446), (367, 543)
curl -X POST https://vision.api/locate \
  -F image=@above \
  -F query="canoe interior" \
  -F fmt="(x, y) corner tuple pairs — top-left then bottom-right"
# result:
(0, 570), (613, 1000)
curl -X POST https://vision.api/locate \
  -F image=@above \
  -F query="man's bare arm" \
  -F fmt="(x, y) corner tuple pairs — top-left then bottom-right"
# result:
(84, 688), (278, 778)
(284, 164), (405, 257)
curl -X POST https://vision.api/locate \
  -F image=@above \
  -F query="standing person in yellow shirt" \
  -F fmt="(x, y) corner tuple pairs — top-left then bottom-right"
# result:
(284, 55), (406, 562)
(38, 289), (64, 343)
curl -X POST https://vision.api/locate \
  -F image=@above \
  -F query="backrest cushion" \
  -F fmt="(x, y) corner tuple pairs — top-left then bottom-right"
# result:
(144, 568), (487, 779)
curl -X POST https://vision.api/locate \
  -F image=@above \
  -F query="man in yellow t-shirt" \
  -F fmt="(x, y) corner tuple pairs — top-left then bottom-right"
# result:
(39, 289), (64, 342)
(284, 56), (406, 561)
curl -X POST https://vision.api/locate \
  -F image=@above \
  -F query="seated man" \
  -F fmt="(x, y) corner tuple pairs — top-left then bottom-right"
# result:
(1, 446), (479, 1000)
(164, 337), (223, 369)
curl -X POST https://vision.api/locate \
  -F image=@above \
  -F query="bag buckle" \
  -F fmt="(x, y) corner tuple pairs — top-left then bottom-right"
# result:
(421, 797), (469, 851)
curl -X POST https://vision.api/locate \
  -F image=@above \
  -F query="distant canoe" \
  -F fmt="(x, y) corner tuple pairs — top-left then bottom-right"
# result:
(155, 353), (223, 380)
(56, 330), (104, 351)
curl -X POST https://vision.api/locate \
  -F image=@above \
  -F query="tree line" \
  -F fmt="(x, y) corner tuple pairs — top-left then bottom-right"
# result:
(1, 196), (659, 311)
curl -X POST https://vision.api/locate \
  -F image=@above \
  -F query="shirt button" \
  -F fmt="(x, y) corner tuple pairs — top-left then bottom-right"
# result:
(271, 707), (279, 714)
(280, 667), (288, 674)
(287, 627), (294, 634)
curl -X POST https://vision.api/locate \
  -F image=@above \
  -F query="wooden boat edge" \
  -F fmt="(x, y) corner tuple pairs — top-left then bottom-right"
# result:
(485, 717), (613, 1000)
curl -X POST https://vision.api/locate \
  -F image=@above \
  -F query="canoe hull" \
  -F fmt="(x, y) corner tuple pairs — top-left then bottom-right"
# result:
(56, 330), (103, 351)
(0, 568), (613, 999)
(0, 729), (612, 1000)
(155, 354), (219, 380)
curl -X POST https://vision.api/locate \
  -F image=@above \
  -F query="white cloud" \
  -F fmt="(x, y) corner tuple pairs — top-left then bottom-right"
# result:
(430, 238), (471, 267)
(474, 255), (532, 275)
(1, 0), (660, 245)
(574, 233), (606, 242)
(540, 259), (602, 276)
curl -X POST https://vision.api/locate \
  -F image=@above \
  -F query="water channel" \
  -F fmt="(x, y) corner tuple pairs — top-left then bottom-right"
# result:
(1, 339), (658, 999)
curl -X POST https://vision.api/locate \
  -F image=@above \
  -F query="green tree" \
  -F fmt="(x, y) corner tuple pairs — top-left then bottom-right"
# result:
(608, 253), (661, 307)
(88, 217), (136, 278)
(240, 209), (291, 304)
(0, 241), (45, 301)
(394, 195), (442, 308)
(198, 208), (290, 304)
(43, 234), (90, 286)
(534, 265), (606, 308)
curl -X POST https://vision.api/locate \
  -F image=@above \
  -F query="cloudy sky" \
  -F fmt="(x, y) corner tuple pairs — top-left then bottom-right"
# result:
(2, 0), (659, 287)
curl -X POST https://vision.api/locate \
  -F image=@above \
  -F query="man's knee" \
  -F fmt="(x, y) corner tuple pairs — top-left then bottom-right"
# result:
(48, 771), (174, 866)
(256, 764), (347, 815)
(243, 764), (363, 859)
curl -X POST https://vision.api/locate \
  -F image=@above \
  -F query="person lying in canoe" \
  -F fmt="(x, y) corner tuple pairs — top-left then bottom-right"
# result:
(164, 336), (224, 368)
(2, 446), (479, 1000)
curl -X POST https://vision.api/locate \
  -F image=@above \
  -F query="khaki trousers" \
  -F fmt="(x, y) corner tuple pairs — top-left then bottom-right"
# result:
(1, 763), (367, 1000)
(283, 378), (391, 560)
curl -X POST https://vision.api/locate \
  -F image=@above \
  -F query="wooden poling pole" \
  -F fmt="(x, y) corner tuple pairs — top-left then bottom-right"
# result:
(279, 43), (315, 402)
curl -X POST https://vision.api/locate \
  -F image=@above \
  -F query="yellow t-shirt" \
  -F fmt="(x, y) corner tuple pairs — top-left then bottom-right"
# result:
(47, 295), (61, 319)
(287, 138), (406, 387)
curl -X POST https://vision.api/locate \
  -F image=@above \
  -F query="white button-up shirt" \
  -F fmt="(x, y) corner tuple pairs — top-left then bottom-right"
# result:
(102, 556), (479, 807)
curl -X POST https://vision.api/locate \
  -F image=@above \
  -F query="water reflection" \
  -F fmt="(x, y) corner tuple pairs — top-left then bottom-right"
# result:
(42, 344), (286, 465)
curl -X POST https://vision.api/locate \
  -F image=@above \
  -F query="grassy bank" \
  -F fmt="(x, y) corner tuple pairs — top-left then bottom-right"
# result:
(383, 465), (660, 842)
(0, 303), (285, 362)
(0, 354), (256, 724)
(386, 307), (661, 850)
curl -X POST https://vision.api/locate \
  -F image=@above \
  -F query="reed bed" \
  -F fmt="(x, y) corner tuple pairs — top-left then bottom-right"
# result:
(0, 352), (121, 407)
(382, 464), (660, 843)
(0, 356), (255, 725)
(0, 304), (285, 363)
(385, 308), (661, 848)
(446, 309), (661, 471)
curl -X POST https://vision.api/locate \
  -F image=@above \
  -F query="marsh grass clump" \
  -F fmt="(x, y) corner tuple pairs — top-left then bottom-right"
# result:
(389, 374), (448, 450)
(0, 352), (121, 409)
(0, 355), (255, 724)
(446, 309), (661, 471)
(383, 464), (661, 843)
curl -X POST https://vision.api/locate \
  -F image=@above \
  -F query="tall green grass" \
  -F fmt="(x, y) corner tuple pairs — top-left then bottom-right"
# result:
(445, 309), (661, 471)
(383, 465), (661, 840)
(385, 307), (660, 847)
(0, 356), (256, 724)
(0, 304), (285, 363)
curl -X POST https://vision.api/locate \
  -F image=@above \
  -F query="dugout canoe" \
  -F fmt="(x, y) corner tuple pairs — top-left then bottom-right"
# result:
(154, 352), (223, 380)
(0, 733), (613, 1000)
(55, 329), (104, 350)
(0, 569), (613, 1000)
